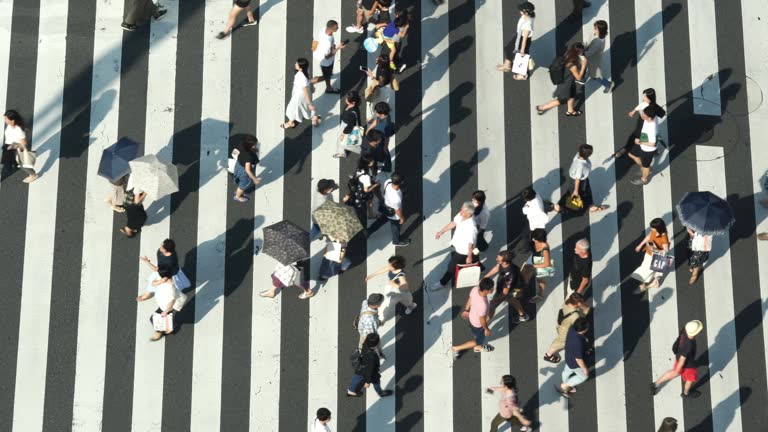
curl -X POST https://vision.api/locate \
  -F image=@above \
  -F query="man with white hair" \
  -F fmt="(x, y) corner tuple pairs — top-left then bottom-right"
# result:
(568, 238), (592, 294)
(431, 201), (478, 290)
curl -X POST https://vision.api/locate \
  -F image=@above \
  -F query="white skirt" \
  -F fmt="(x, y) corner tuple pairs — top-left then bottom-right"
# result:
(285, 92), (312, 123)
(630, 252), (656, 283)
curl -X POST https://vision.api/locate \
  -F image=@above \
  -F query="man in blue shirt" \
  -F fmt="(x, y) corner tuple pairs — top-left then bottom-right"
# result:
(558, 317), (590, 397)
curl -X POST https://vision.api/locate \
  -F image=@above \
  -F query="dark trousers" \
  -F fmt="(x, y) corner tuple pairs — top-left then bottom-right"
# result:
(125, 0), (159, 25)
(439, 250), (477, 286)
(367, 215), (401, 243)
(489, 413), (522, 432)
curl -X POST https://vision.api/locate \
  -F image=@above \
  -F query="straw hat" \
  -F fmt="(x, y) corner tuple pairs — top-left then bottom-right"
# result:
(685, 320), (704, 338)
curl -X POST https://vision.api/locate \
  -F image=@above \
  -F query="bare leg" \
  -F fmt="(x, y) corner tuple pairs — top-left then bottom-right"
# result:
(537, 99), (561, 112)
(222, 5), (245, 35)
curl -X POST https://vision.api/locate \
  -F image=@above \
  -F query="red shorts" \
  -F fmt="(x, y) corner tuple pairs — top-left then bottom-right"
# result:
(680, 367), (698, 382)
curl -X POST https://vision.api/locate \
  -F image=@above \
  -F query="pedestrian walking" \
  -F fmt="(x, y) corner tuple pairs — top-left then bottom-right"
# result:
(542, 292), (590, 363)
(346, 333), (393, 397)
(121, 0), (167, 31)
(365, 102), (395, 159)
(366, 173), (411, 246)
(215, 0), (257, 39)
(536, 42), (587, 117)
(486, 251), (529, 323)
(346, 0), (377, 34)
(260, 260), (312, 299)
(366, 255), (417, 321)
(452, 277), (495, 358)
(631, 217), (669, 292)
(140, 238), (192, 290)
(136, 265), (182, 341)
(318, 237), (351, 281)
(554, 144), (607, 214)
(567, 239), (592, 294)
(3, 110), (37, 183)
(431, 201), (479, 291)
(360, 130), (390, 178)
(343, 155), (380, 221)
(371, 13), (408, 72)
(557, 317), (590, 397)
(611, 88), (666, 160)
(232, 134), (261, 202)
(526, 228), (552, 303)
(281, 58), (316, 129)
(472, 190), (490, 252)
(497, 2), (535, 74)
(686, 228), (712, 285)
(486, 375), (533, 432)
(364, 54), (400, 101)
(311, 20), (346, 94)
(120, 188), (147, 238)
(312, 407), (333, 432)
(106, 175), (127, 213)
(334, 91), (362, 159)
(628, 105), (662, 186)
(522, 187), (549, 231)
(657, 417), (678, 432)
(311, 179), (338, 241)
(584, 20), (614, 93)
(355, 293), (385, 357)
(650, 320), (704, 399)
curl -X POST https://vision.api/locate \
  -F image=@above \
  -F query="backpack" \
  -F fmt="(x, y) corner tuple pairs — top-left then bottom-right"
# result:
(672, 331), (684, 355)
(548, 56), (565, 85)
(347, 171), (372, 210)
(350, 348), (363, 370)
(353, 310), (377, 331)
(557, 308), (579, 325)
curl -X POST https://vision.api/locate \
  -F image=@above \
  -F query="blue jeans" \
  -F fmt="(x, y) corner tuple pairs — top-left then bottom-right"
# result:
(367, 214), (401, 244)
(561, 363), (588, 388)
(347, 374), (383, 395)
(310, 221), (321, 241)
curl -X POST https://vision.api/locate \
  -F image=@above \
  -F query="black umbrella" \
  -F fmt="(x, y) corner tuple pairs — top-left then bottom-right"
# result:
(262, 220), (310, 265)
(97, 137), (139, 182)
(676, 191), (735, 235)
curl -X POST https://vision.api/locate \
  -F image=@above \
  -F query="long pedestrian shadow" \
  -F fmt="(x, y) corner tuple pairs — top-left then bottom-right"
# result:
(687, 386), (750, 432)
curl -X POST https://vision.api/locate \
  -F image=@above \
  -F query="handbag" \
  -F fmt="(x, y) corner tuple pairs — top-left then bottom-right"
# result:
(152, 313), (174, 332)
(532, 256), (555, 277)
(454, 262), (481, 288)
(172, 269), (191, 290)
(16, 148), (37, 169)
(227, 148), (240, 174)
(512, 53), (530, 77)
(343, 126), (365, 148)
(650, 253), (673, 272)
(565, 195), (584, 211)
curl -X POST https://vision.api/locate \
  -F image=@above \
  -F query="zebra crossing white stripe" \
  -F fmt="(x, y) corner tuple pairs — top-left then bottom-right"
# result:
(474, 0), (510, 424)
(70, 0), (124, 429)
(528, 0), (568, 428)
(11, 0), (68, 430)
(633, 0), (685, 427)
(696, 145), (743, 432)
(687, 0), (721, 116)
(739, 0), (768, 399)
(581, 2), (627, 430)
(249, 0), (287, 428)
(307, 0), (342, 425)
(420, 0), (453, 430)
(131, 3), (179, 430)
(190, 0), (232, 429)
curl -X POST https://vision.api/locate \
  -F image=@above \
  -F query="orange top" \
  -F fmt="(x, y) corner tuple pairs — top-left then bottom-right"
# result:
(646, 231), (669, 255)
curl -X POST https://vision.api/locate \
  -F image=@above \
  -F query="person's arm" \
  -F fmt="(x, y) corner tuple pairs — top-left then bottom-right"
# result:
(399, 23), (409, 38)
(151, 276), (171, 287)
(575, 356), (589, 376)
(686, 227), (695, 237)
(365, 117), (378, 134)
(570, 59), (587, 81)
(395, 207), (405, 224)
(635, 234), (651, 252)
(11, 135), (28, 151)
(325, 42), (347, 60)
(465, 242), (475, 264)
(136, 292), (154, 302)
(364, 265), (390, 282)
(577, 275), (590, 294)
(533, 248), (551, 268)
(435, 221), (457, 239)
(134, 192), (147, 204)
(480, 315), (491, 336)
(161, 299), (175, 317)
(460, 297), (472, 319)
(671, 355), (686, 375)
(483, 263), (500, 279)
(140, 256), (159, 272)
(519, 29), (530, 53)
(244, 162), (261, 183)
(302, 86), (315, 113)
(661, 240), (670, 254)
(572, 177), (581, 197)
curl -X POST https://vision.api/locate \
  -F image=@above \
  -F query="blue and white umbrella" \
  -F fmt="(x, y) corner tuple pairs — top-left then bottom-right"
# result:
(676, 191), (734, 235)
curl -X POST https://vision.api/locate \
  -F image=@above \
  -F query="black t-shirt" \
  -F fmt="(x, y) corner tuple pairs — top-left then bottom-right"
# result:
(565, 327), (587, 369)
(569, 253), (593, 290)
(157, 250), (179, 276)
(237, 146), (258, 166)
(340, 107), (360, 134)
(676, 335), (697, 368)
(497, 264), (520, 293)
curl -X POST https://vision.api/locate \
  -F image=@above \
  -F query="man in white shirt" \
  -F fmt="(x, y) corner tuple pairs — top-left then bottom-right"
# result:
(431, 201), (478, 290)
(311, 407), (332, 432)
(366, 173), (410, 246)
(312, 20), (346, 94)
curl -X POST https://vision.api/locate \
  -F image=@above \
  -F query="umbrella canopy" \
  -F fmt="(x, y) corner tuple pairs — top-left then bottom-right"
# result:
(262, 220), (310, 265)
(312, 200), (364, 242)
(676, 191), (735, 235)
(128, 154), (179, 197)
(97, 137), (138, 182)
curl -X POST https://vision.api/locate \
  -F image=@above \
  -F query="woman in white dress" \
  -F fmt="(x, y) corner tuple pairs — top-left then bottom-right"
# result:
(281, 58), (315, 129)
(3, 109), (38, 183)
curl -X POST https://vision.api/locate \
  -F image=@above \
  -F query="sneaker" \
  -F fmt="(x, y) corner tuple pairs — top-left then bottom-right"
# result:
(242, 19), (258, 27)
(604, 81), (615, 94)
(513, 313), (530, 323)
(405, 303), (417, 314)
(346, 25), (358, 33)
(216, 31), (231, 40)
(630, 177), (648, 186)
(681, 390), (701, 399)
(650, 382), (660, 396)
(153, 9), (168, 20)
(394, 239), (411, 247)
(121, 22), (136, 31)
(430, 282), (446, 291)
(474, 344), (495, 353)
(453, 349), (462, 360)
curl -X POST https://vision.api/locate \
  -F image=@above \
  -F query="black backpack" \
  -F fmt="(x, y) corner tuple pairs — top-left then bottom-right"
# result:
(347, 172), (372, 210)
(548, 56), (565, 85)
(672, 330), (684, 355)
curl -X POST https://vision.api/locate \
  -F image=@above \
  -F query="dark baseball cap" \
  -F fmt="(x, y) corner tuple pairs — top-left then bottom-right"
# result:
(317, 179), (339, 192)
(367, 293), (384, 306)
(519, 1), (535, 13)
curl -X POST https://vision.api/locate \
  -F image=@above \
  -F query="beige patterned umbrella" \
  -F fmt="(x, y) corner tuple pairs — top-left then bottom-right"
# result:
(128, 154), (179, 197)
(312, 200), (364, 242)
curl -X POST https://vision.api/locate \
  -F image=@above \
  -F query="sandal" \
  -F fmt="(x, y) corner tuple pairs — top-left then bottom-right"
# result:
(473, 344), (495, 353)
(535, 106), (546, 115)
(565, 110), (583, 116)
(233, 195), (249, 202)
(556, 385), (571, 398)
(543, 353), (561, 363)
(259, 290), (275, 298)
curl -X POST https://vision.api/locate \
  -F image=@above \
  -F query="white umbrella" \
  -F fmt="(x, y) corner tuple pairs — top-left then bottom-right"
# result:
(128, 154), (179, 197)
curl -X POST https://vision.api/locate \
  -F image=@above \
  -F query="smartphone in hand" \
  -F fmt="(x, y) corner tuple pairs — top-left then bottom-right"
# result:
(360, 66), (369, 72)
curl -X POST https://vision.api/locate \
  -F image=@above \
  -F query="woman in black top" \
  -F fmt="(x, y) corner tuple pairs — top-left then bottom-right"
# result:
(364, 54), (398, 100)
(233, 134), (261, 203)
(120, 189), (147, 237)
(141, 238), (179, 275)
(346, 333), (393, 397)
(334, 91), (362, 159)
(536, 42), (587, 116)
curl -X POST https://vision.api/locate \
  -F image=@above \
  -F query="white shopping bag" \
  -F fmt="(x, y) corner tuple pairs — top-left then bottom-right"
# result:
(512, 53), (530, 77)
(152, 313), (174, 333)
(454, 263), (481, 289)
